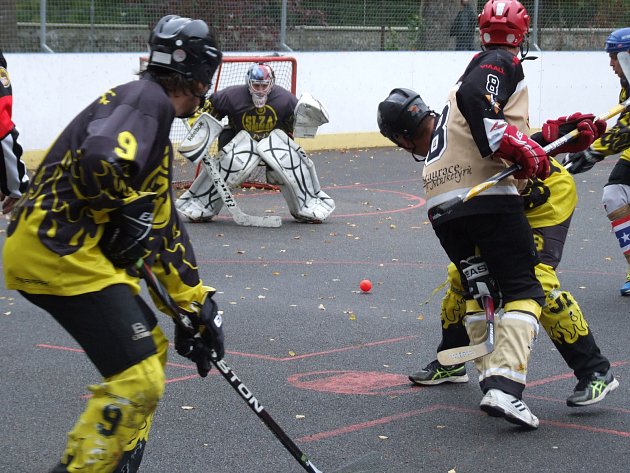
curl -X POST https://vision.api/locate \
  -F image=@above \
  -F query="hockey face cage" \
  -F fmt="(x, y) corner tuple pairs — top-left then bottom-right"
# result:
(247, 63), (275, 108)
(377, 88), (435, 149)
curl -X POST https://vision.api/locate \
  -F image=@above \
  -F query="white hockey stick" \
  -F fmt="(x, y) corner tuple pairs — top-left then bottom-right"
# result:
(437, 295), (495, 365)
(180, 114), (282, 228)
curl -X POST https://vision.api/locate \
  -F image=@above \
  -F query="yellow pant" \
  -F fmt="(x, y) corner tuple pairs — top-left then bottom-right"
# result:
(58, 326), (168, 472)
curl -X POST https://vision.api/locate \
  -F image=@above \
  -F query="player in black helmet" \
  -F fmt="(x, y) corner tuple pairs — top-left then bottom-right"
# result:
(4, 15), (224, 472)
(379, 86), (617, 409)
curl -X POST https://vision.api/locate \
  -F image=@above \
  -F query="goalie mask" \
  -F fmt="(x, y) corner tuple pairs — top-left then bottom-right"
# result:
(478, 0), (530, 48)
(148, 15), (222, 87)
(377, 88), (434, 148)
(247, 63), (275, 108)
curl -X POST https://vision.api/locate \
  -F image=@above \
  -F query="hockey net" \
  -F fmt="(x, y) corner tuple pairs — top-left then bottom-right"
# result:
(141, 55), (297, 190)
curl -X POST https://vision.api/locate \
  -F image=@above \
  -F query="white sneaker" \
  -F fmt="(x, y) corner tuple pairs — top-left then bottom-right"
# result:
(480, 389), (539, 429)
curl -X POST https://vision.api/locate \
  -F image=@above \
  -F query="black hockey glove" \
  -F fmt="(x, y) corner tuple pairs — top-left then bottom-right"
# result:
(460, 256), (503, 310)
(100, 195), (154, 268)
(175, 291), (225, 377)
(562, 148), (605, 174)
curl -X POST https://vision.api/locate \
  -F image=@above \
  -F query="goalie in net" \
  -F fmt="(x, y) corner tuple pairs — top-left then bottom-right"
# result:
(175, 62), (334, 224)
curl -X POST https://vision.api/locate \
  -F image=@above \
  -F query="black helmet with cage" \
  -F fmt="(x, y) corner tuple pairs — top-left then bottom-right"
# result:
(148, 15), (222, 87)
(377, 88), (435, 147)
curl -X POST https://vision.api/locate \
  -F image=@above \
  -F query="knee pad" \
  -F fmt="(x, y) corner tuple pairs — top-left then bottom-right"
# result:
(59, 354), (165, 472)
(258, 129), (335, 222)
(610, 213), (630, 255)
(602, 184), (630, 219)
(541, 289), (589, 344)
(217, 130), (262, 187)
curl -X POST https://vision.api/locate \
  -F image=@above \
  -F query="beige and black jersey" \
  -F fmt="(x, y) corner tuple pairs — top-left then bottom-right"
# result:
(4, 76), (203, 305)
(423, 49), (530, 222)
(204, 85), (298, 141)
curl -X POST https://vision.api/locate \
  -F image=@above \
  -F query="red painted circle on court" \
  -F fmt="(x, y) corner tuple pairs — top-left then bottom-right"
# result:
(287, 370), (419, 396)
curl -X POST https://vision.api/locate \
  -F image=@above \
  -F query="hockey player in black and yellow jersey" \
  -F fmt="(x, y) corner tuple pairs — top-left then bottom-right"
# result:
(564, 27), (630, 296)
(4, 16), (224, 473)
(378, 0), (613, 429)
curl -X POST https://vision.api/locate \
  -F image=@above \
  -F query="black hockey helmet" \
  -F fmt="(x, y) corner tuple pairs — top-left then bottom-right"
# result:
(148, 15), (222, 86)
(377, 88), (434, 147)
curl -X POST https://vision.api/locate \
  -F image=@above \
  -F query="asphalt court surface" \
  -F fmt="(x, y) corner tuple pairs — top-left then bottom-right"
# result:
(1, 148), (629, 473)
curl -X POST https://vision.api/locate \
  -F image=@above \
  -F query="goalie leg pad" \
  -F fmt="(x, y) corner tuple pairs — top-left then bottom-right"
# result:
(175, 170), (224, 222)
(175, 131), (262, 222)
(217, 130), (262, 187)
(257, 129), (335, 222)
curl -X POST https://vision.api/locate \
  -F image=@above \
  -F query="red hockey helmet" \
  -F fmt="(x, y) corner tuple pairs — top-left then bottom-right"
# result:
(478, 0), (530, 47)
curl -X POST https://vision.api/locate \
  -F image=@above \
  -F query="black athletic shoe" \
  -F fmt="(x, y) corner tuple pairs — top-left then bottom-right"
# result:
(566, 370), (619, 407)
(409, 359), (469, 385)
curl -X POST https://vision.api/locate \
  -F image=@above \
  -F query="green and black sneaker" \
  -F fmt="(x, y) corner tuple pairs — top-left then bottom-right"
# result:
(409, 359), (469, 386)
(566, 370), (619, 407)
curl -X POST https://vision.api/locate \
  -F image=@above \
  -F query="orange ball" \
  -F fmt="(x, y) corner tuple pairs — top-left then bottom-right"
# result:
(359, 279), (372, 292)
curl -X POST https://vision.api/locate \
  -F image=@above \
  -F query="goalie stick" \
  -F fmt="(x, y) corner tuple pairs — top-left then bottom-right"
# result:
(430, 97), (630, 220)
(180, 113), (282, 228)
(136, 261), (383, 473)
(437, 295), (495, 365)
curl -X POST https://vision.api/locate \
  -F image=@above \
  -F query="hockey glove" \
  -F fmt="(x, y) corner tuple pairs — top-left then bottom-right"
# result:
(541, 112), (607, 156)
(100, 195), (154, 268)
(562, 147), (605, 174)
(495, 125), (550, 180)
(460, 256), (503, 310)
(175, 289), (225, 377)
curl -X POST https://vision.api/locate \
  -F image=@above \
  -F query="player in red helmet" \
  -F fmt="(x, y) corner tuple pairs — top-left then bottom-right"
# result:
(380, 0), (610, 429)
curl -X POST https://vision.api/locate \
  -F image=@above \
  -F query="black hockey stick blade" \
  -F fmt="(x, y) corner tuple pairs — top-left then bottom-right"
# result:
(331, 451), (385, 473)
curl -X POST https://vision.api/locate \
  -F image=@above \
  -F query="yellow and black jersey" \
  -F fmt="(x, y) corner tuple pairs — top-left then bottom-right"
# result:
(522, 157), (577, 229)
(423, 49), (529, 222)
(204, 85), (298, 141)
(4, 76), (203, 306)
(592, 85), (630, 161)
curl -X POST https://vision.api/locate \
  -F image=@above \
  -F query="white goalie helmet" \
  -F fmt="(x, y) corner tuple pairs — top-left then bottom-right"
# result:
(246, 63), (275, 108)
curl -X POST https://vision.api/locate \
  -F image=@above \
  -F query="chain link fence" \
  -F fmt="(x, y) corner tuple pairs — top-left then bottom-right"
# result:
(4, 1), (629, 53)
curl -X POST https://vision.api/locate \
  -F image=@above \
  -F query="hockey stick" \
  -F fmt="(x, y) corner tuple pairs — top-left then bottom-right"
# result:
(136, 261), (382, 473)
(437, 295), (495, 365)
(181, 113), (282, 228)
(430, 97), (630, 220)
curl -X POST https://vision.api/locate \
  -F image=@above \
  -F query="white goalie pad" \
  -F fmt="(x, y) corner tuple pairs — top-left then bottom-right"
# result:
(257, 129), (335, 223)
(293, 93), (330, 138)
(175, 130), (262, 222)
(178, 113), (223, 164)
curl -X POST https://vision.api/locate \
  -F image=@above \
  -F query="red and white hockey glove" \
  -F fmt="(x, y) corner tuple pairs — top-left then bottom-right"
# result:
(496, 125), (550, 180)
(542, 112), (607, 156)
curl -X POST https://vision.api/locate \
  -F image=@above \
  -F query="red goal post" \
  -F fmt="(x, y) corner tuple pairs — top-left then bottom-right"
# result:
(140, 55), (298, 190)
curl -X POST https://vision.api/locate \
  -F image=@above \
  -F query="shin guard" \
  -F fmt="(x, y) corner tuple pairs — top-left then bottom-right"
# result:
(258, 129), (335, 222)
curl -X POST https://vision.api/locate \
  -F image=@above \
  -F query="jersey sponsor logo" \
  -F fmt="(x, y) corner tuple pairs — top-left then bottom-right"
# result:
(0, 68), (10, 88)
(14, 276), (49, 286)
(241, 105), (278, 138)
(480, 64), (505, 75)
(423, 163), (473, 192)
(99, 89), (116, 105)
